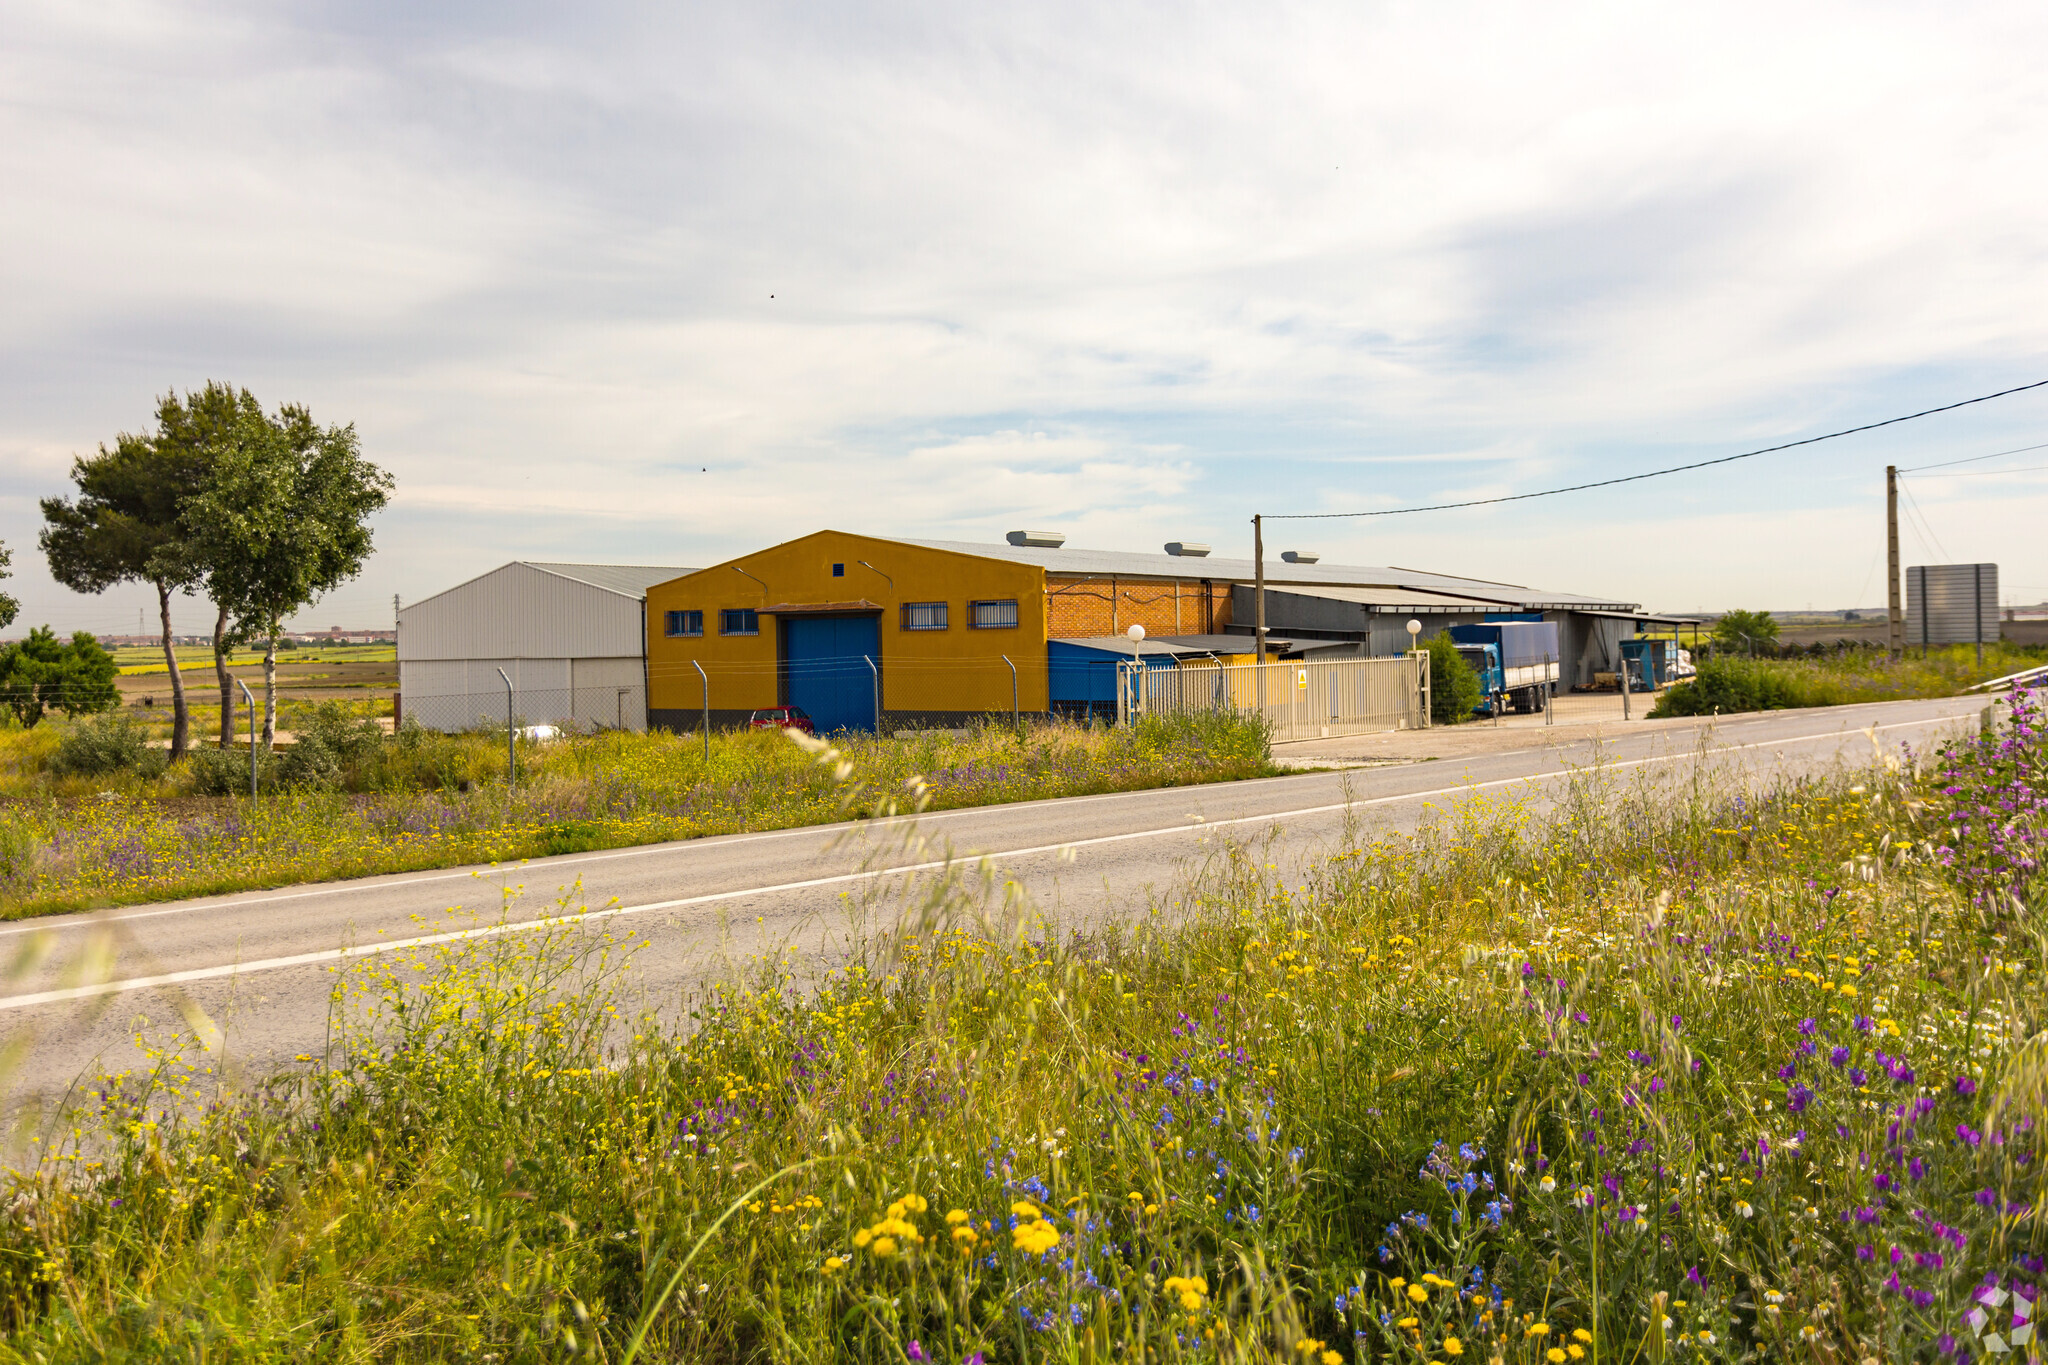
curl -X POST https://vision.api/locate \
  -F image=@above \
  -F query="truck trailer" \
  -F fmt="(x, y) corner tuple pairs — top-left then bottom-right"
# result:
(1447, 621), (1562, 715)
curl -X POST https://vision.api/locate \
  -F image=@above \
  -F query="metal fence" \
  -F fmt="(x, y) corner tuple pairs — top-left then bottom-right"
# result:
(398, 684), (648, 734)
(1118, 654), (1429, 741)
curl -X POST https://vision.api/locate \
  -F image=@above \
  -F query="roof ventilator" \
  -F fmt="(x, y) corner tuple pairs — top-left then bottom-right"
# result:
(1281, 550), (1320, 563)
(1164, 542), (1212, 557)
(1006, 530), (1067, 548)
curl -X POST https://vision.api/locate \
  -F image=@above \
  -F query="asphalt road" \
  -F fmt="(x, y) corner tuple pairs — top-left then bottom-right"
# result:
(0, 695), (1991, 1111)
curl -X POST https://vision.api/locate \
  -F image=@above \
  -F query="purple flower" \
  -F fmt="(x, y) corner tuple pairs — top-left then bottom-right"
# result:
(1787, 1083), (1814, 1115)
(1954, 1076), (1978, 1099)
(1830, 1046), (1850, 1068)
(907, 1343), (927, 1363)
(1799, 1018), (1818, 1036)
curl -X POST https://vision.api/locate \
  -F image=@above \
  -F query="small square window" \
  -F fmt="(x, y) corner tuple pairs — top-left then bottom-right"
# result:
(969, 599), (1019, 630)
(665, 609), (703, 638)
(832, 562), (845, 577)
(720, 608), (759, 636)
(901, 601), (948, 631)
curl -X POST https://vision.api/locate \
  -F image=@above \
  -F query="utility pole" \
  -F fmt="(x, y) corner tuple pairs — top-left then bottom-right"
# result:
(394, 593), (401, 632)
(1253, 514), (1267, 659)
(1886, 465), (1903, 661)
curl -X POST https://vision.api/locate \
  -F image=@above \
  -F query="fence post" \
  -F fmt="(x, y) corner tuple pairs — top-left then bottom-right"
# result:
(1619, 650), (1632, 721)
(496, 667), (516, 783)
(864, 655), (880, 734)
(692, 660), (709, 760)
(1545, 653), (1554, 727)
(1001, 654), (1018, 728)
(236, 678), (258, 798)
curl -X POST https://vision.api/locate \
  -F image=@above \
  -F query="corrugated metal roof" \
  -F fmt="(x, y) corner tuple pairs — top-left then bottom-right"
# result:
(1052, 636), (1210, 658)
(520, 563), (699, 598)
(897, 537), (1636, 610)
(1260, 584), (1517, 611)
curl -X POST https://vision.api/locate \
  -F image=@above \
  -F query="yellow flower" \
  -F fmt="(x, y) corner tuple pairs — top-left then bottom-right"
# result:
(1444, 1338), (1464, 1357)
(820, 1256), (845, 1275)
(1527, 1323), (1552, 1337)
(1012, 1220), (1060, 1256)
(1011, 1201), (1042, 1221)
(945, 1209), (970, 1225)
(869, 1236), (897, 1258)
(1568, 1348), (1585, 1361)
(1295, 1339), (1324, 1355)
(951, 1226), (978, 1248)
(1548, 1350), (1568, 1364)
(1573, 1329), (1592, 1344)
(852, 1229), (873, 1248)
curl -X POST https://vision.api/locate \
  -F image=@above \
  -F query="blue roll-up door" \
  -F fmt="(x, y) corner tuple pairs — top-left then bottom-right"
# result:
(783, 615), (880, 733)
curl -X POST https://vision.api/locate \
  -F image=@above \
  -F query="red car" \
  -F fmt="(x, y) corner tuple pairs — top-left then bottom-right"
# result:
(748, 706), (815, 735)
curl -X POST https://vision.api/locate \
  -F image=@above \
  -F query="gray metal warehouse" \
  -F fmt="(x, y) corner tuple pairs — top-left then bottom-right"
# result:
(397, 561), (694, 732)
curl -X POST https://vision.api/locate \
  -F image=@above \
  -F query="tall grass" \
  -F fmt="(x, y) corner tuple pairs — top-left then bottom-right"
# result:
(1651, 642), (2043, 717)
(0, 691), (2038, 1360)
(0, 711), (1273, 920)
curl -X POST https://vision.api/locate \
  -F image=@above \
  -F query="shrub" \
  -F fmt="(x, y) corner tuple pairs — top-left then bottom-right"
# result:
(1423, 631), (1482, 723)
(1650, 656), (1809, 716)
(278, 702), (385, 790)
(184, 744), (277, 796)
(0, 626), (118, 727)
(48, 711), (167, 779)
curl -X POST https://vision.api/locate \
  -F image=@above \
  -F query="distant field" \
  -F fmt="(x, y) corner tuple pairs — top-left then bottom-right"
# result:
(110, 643), (396, 672)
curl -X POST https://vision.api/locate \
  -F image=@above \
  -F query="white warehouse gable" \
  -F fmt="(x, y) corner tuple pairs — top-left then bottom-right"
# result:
(397, 561), (695, 732)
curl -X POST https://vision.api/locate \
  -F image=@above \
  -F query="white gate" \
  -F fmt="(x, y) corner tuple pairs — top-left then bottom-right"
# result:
(1118, 654), (1429, 741)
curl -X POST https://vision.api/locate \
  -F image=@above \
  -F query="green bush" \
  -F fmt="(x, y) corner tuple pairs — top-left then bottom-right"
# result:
(1650, 656), (1805, 715)
(279, 702), (385, 790)
(185, 744), (277, 796)
(48, 711), (167, 779)
(1423, 631), (1481, 723)
(0, 626), (118, 727)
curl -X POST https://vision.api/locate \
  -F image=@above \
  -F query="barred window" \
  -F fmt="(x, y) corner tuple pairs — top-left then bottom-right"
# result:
(720, 608), (759, 636)
(901, 601), (949, 631)
(969, 599), (1019, 630)
(665, 609), (703, 637)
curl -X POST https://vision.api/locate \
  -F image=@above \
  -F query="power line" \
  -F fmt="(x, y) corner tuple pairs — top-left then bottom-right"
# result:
(1263, 377), (2048, 519)
(1899, 439), (2048, 472)
(1897, 480), (1950, 562)
(1903, 463), (2048, 479)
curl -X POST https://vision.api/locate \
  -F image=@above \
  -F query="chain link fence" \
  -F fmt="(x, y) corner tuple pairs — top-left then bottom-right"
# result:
(398, 684), (648, 734)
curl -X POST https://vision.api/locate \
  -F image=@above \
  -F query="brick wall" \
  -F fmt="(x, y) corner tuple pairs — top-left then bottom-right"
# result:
(1045, 576), (1233, 639)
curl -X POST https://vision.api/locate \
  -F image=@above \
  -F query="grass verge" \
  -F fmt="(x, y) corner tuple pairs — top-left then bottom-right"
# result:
(1650, 642), (2044, 717)
(0, 688), (2040, 1360)
(0, 711), (1274, 920)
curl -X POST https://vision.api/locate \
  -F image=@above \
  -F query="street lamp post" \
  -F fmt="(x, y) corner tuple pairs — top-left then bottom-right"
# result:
(1406, 619), (1424, 729)
(1126, 623), (1146, 723)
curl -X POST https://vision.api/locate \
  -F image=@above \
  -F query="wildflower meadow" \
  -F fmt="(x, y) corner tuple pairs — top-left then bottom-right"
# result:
(0, 688), (2040, 1362)
(0, 710), (1271, 920)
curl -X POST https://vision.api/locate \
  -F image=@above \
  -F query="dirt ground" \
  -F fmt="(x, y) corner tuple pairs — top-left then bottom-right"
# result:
(117, 657), (396, 711)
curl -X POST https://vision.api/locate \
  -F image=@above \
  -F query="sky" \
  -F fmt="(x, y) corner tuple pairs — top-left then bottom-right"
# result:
(3, 0), (2047, 635)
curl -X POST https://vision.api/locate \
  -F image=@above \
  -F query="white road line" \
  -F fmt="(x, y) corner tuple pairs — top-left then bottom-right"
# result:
(0, 702), (1973, 941)
(0, 714), (1964, 1012)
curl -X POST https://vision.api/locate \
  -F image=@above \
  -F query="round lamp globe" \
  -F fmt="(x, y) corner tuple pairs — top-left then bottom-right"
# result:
(1126, 624), (1146, 641)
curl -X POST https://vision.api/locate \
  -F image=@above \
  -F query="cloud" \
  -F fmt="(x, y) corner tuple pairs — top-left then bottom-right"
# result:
(2, 0), (2046, 633)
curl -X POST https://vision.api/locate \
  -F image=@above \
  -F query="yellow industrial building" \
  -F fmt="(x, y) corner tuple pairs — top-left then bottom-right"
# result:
(643, 529), (1646, 732)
